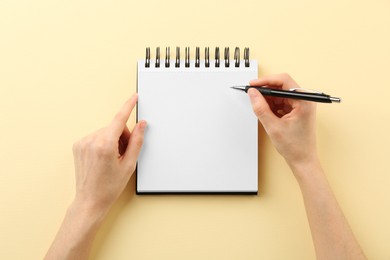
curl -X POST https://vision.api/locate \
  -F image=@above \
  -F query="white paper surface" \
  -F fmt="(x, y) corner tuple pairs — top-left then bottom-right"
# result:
(137, 60), (258, 193)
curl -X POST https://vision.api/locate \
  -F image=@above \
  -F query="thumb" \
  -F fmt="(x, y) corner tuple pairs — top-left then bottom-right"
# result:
(122, 120), (147, 174)
(247, 88), (278, 129)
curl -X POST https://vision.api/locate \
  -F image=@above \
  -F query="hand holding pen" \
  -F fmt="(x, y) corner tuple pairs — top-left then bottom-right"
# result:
(245, 74), (366, 259)
(246, 73), (319, 167)
(232, 84), (341, 103)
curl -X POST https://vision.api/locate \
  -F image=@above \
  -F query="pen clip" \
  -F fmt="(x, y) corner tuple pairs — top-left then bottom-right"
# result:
(289, 88), (328, 96)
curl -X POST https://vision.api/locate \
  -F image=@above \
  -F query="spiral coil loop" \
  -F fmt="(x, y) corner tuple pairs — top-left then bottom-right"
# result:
(234, 47), (240, 67)
(224, 47), (230, 67)
(205, 47), (210, 67)
(175, 47), (180, 68)
(185, 47), (190, 68)
(244, 48), (250, 67)
(145, 47), (150, 68)
(155, 47), (160, 68)
(195, 47), (200, 68)
(215, 47), (220, 67)
(165, 47), (170, 67)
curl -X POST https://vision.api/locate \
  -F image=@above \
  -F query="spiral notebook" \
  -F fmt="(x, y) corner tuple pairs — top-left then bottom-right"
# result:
(137, 47), (258, 194)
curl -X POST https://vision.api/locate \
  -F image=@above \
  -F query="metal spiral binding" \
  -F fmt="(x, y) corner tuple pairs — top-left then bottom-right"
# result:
(234, 47), (240, 67)
(195, 47), (200, 67)
(215, 47), (220, 67)
(185, 47), (190, 67)
(165, 47), (170, 67)
(175, 47), (180, 67)
(145, 47), (250, 68)
(205, 47), (210, 67)
(244, 48), (250, 67)
(224, 47), (230, 67)
(145, 47), (150, 68)
(155, 47), (160, 68)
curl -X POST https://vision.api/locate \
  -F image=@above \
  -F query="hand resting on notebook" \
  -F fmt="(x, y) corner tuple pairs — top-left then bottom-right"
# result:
(248, 73), (366, 260)
(45, 94), (147, 260)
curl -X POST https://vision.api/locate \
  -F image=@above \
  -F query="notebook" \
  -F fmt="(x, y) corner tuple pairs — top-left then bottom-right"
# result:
(137, 47), (258, 194)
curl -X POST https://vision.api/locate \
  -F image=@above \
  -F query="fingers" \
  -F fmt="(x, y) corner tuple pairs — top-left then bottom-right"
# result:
(121, 120), (147, 175)
(109, 94), (138, 138)
(247, 88), (278, 130)
(249, 73), (298, 90)
(250, 73), (302, 111)
(118, 125), (131, 156)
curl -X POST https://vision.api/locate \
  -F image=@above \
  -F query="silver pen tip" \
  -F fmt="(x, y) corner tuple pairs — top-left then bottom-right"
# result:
(330, 97), (342, 103)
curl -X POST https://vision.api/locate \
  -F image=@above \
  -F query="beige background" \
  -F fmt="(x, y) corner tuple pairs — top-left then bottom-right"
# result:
(1, 0), (389, 259)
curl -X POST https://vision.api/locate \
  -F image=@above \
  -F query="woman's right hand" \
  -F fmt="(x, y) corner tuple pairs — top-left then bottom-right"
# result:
(247, 73), (319, 173)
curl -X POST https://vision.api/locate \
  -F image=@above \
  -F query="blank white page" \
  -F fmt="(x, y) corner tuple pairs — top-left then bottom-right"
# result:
(137, 60), (258, 193)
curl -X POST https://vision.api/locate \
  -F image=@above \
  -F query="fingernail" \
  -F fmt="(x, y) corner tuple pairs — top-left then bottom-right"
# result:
(248, 88), (257, 98)
(139, 120), (147, 130)
(249, 79), (258, 86)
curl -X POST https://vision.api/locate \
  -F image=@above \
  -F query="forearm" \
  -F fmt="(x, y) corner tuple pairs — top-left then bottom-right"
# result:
(290, 159), (366, 260)
(44, 199), (106, 260)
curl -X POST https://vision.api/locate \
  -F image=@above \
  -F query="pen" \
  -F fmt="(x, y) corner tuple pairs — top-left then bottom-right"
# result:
(231, 86), (341, 103)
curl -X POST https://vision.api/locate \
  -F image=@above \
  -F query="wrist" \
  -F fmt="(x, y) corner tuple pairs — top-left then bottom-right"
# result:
(69, 196), (109, 225)
(47, 197), (107, 258)
(286, 155), (323, 183)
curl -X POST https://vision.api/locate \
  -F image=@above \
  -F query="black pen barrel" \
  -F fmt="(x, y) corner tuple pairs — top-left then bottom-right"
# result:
(252, 87), (332, 103)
